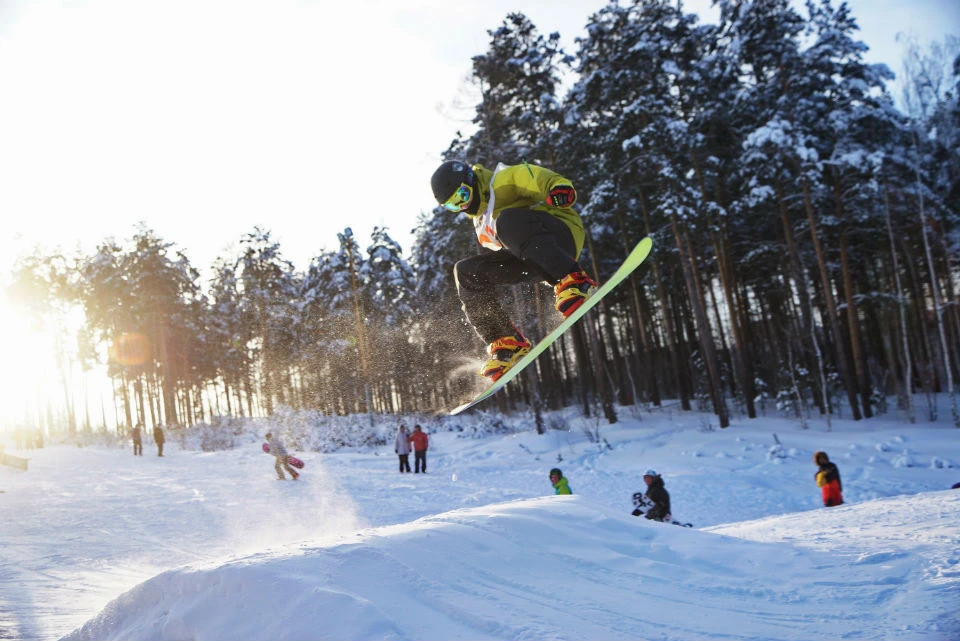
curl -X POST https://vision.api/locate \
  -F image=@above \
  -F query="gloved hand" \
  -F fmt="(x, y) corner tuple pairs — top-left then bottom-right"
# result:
(548, 184), (576, 208)
(631, 508), (643, 517)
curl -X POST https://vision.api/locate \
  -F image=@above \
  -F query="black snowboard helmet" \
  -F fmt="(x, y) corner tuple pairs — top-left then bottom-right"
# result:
(431, 160), (476, 206)
(549, 468), (562, 478)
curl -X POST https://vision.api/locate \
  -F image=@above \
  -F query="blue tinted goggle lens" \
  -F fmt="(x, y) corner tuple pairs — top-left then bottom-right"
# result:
(443, 183), (473, 212)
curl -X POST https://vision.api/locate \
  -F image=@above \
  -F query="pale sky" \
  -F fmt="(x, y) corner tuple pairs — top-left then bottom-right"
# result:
(0, 0), (956, 278)
(0, 0), (956, 427)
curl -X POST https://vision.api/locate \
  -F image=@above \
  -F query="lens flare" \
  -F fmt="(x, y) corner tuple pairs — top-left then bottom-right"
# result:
(109, 333), (151, 366)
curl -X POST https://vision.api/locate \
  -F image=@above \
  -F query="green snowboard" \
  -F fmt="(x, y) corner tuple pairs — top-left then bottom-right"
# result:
(451, 237), (654, 415)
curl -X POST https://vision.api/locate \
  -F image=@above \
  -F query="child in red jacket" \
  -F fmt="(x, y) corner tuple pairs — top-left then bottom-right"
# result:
(814, 451), (843, 507)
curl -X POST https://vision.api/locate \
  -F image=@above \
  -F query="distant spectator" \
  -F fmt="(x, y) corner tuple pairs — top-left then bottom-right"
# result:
(132, 424), (143, 456)
(395, 425), (412, 473)
(814, 451), (843, 507)
(409, 425), (429, 473)
(549, 468), (572, 495)
(637, 469), (671, 522)
(153, 425), (165, 457)
(265, 431), (299, 481)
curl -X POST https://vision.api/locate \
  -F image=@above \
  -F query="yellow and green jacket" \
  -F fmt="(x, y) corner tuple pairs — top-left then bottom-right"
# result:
(467, 163), (585, 257)
(553, 476), (572, 495)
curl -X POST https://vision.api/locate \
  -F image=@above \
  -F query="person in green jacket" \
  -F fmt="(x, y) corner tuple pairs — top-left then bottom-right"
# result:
(431, 159), (594, 382)
(549, 467), (572, 495)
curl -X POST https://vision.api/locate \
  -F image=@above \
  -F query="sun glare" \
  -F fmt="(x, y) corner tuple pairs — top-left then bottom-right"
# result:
(0, 299), (44, 430)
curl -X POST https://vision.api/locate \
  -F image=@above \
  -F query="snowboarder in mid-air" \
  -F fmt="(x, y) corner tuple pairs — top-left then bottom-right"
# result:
(431, 159), (593, 382)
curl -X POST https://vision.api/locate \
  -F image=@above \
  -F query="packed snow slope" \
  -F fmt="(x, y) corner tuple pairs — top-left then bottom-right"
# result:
(1, 405), (959, 641)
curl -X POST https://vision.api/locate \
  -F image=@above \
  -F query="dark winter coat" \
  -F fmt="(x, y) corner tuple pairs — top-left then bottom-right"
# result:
(644, 476), (671, 522)
(816, 462), (843, 507)
(153, 426), (165, 444)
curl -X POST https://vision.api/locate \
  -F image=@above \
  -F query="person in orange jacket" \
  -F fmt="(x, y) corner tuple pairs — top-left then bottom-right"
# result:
(409, 424), (429, 474)
(814, 451), (843, 507)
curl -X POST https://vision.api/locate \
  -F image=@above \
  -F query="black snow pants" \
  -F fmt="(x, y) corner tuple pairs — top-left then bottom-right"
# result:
(454, 208), (578, 343)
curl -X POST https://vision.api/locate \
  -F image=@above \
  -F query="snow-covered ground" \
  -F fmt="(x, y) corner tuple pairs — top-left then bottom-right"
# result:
(2, 404), (959, 641)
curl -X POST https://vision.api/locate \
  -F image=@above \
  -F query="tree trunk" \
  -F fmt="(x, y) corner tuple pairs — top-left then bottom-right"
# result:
(696, 153), (756, 417)
(884, 188), (914, 422)
(638, 185), (687, 409)
(837, 225), (873, 417)
(671, 214), (729, 427)
(801, 178), (862, 420)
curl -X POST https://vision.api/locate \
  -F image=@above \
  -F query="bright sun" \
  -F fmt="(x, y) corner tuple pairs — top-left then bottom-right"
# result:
(0, 297), (54, 431)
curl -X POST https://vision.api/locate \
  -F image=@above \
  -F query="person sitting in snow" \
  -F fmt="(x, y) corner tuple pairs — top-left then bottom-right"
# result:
(549, 468), (572, 495)
(265, 431), (299, 481)
(633, 469), (671, 522)
(813, 451), (842, 507)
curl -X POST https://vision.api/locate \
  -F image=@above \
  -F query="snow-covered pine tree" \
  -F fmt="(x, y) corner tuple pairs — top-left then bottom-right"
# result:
(361, 226), (419, 413)
(463, 12), (569, 167)
(207, 256), (253, 419)
(235, 227), (297, 416)
(719, 0), (832, 420)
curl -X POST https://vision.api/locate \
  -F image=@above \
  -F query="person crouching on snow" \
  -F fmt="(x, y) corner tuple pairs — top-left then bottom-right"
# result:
(639, 469), (671, 522)
(549, 468), (572, 494)
(266, 431), (298, 481)
(814, 451), (842, 506)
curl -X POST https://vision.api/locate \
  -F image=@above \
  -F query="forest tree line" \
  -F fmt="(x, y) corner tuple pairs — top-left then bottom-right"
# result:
(7, 0), (959, 434)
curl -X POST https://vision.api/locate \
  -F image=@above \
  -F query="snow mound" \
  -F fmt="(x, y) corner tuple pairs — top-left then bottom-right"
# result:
(62, 493), (959, 641)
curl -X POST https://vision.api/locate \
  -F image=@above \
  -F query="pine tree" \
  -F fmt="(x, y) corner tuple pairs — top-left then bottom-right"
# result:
(235, 227), (297, 416)
(361, 226), (418, 412)
(464, 12), (570, 165)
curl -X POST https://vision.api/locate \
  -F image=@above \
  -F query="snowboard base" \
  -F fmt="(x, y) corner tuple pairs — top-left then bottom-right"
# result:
(451, 237), (654, 415)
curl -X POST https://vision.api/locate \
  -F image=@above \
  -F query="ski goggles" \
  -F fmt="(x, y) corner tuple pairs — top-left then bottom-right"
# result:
(442, 183), (473, 212)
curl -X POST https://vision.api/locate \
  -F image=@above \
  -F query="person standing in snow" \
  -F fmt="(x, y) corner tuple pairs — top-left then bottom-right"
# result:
(813, 451), (843, 507)
(265, 431), (299, 481)
(131, 424), (143, 456)
(409, 424), (428, 474)
(153, 424), (165, 457)
(549, 468), (572, 495)
(395, 425), (412, 473)
(638, 470), (671, 522)
(430, 159), (592, 383)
